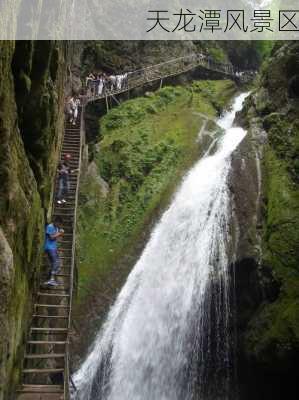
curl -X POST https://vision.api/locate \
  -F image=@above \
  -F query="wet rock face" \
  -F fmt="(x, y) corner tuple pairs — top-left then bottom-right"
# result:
(288, 74), (299, 98)
(230, 121), (263, 262)
(0, 41), (71, 399)
(231, 42), (299, 399)
(0, 228), (14, 396)
(11, 40), (69, 205)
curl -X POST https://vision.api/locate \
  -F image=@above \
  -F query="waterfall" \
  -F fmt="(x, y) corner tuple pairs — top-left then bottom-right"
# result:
(73, 93), (250, 400)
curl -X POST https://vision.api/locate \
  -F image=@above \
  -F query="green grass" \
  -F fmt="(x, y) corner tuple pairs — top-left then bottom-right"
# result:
(76, 80), (237, 302)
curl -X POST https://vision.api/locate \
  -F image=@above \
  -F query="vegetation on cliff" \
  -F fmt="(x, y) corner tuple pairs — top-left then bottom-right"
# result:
(238, 42), (299, 395)
(80, 40), (266, 77)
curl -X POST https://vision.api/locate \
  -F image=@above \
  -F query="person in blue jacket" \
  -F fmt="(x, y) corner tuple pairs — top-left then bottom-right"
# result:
(44, 216), (64, 286)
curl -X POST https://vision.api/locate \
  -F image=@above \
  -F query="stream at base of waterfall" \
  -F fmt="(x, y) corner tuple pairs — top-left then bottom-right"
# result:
(73, 92), (250, 400)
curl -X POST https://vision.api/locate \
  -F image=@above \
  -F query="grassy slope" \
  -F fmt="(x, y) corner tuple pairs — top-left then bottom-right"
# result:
(76, 80), (236, 302)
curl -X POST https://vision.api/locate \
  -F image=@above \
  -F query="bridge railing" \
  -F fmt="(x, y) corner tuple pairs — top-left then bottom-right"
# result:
(86, 52), (256, 107)
(86, 53), (236, 103)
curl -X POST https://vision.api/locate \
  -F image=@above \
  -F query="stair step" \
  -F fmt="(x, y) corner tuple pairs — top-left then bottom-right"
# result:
(62, 159), (79, 164)
(17, 384), (63, 393)
(31, 328), (68, 333)
(55, 178), (78, 183)
(54, 202), (76, 206)
(57, 234), (73, 237)
(35, 304), (70, 308)
(61, 156), (79, 161)
(37, 292), (70, 297)
(33, 315), (68, 319)
(27, 341), (67, 345)
(61, 153), (79, 157)
(23, 368), (64, 374)
(39, 284), (70, 290)
(61, 151), (80, 155)
(55, 205), (75, 210)
(41, 275), (70, 280)
(44, 270), (71, 277)
(61, 145), (81, 149)
(60, 160), (79, 165)
(25, 353), (65, 359)
(52, 213), (74, 217)
(62, 146), (80, 150)
(60, 159), (79, 164)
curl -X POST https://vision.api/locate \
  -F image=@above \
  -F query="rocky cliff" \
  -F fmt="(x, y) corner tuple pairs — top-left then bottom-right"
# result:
(0, 38), (281, 399)
(0, 40), (70, 400)
(231, 42), (299, 399)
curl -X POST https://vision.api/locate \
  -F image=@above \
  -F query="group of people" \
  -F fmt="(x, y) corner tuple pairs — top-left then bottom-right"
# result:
(235, 70), (257, 80)
(65, 95), (81, 125)
(44, 94), (82, 286)
(86, 71), (129, 97)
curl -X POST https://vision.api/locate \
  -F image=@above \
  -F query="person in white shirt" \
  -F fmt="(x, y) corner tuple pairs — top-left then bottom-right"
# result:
(73, 97), (81, 125)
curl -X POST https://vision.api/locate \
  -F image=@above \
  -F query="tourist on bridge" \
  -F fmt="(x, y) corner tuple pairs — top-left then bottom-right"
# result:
(44, 216), (64, 287)
(108, 74), (117, 91)
(116, 73), (128, 90)
(97, 74), (105, 96)
(103, 73), (109, 93)
(86, 72), (96, 88)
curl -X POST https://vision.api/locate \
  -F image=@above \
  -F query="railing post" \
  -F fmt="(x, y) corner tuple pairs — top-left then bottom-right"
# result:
(64, 344), (70, 400)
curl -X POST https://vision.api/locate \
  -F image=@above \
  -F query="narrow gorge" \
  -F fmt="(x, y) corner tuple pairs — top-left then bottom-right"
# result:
(0, 39), (298, 400)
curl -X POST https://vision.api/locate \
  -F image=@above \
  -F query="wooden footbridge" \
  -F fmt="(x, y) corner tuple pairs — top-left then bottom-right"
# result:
(15, 52), (253, 400)
(86, 53), (253, 106)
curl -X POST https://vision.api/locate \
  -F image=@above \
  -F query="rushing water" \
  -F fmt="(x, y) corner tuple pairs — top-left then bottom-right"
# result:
(73, 93), (250, 400)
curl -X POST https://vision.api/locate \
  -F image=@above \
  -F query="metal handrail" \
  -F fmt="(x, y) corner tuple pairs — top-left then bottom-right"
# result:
(64, 104), (84, 399)
(86, 52), (238, 104)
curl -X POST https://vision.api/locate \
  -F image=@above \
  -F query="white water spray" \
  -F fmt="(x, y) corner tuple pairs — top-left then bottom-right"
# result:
(73, 93), (250, 400)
